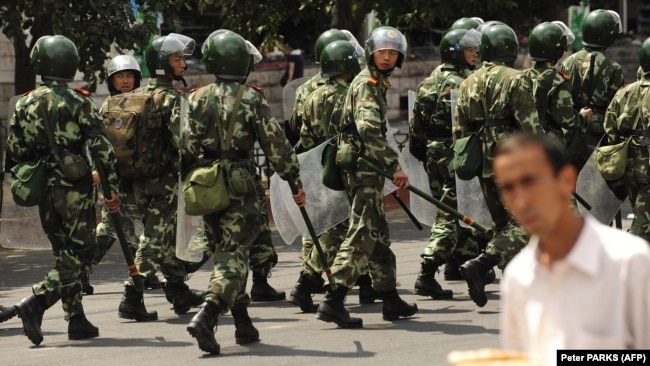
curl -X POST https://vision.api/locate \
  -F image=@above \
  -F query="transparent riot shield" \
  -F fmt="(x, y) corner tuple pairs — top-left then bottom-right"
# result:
(283, 76), (310, 121)
(270, 138), (350, 245)
(455, 176), (493, 230)
(400, 143), (437, 226)
(1, 96), (50, 249)
(576, 150), (623, 224)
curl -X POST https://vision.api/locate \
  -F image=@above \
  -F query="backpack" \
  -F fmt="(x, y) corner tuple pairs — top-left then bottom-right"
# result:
(103, 89), (167, 177)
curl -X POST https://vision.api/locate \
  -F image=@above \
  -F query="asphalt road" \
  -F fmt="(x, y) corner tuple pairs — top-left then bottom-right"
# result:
(0, 209), (632, 366)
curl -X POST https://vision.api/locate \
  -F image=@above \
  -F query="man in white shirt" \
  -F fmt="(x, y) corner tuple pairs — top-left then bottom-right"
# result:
(493, 132), (650, 365)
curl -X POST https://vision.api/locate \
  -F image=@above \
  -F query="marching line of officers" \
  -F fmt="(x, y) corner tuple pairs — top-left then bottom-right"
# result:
(2, 7), (648, 356)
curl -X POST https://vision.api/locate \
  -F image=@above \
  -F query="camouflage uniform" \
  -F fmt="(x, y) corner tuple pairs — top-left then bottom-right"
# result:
(454, 62), (542, 268)
(7, 80), (119, 320)
(185, 81), (302, 312)
(410, 63), (479, 265)
(604, 78), (650, 241)
(126, 78), (188, 285)
(561, 49), (624, 166)
(523, 62), (587, 165)
(328, 66), (400, 291)
(247, 174), (278, 278)
(299, 77), (350, 276)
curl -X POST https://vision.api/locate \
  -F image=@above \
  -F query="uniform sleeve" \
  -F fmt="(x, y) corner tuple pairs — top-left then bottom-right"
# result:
(7, 100), (32, 162)
(184, 93), (208, 163)
(354, 83), (401, 174)
(409, 80), (434, 161)
(79, 97), (119, 193)
(603, 88), (626, 146)
(549, 80), (585, 131)
(299, 92), (325, 151)
(509, 75), (543, 133)
(453, 83), (472, 140)
(252, 91), (302, 188)
(164, 91), (184, 150)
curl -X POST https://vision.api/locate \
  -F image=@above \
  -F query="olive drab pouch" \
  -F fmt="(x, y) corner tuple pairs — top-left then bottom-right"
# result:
(103, 90), (166, 178)
(183, 161), (229, 215)
(321, 136), (345, 191)
(226, 163), (255, 197)
(596, 138), (630, 181)
(452, 132), (482, 180)
(335, 139), (360, 171)
(59, 152), (90, 181)
(10, 160), (47, 207)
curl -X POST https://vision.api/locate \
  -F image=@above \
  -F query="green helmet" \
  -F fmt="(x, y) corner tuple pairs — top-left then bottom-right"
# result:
(440, 29), (480, 68)
(639, 38), (650, 75)
(320, 40), (361, 78)
(365, 26), (408, 69)
(30, 35), (79, 81)
(145, 33), (195, 78)
(314, 29), (349, 63)
(106, 55), (142, 93)
(582, 9), (622, 49)
(529, 22), (575, 62)
(202, 31), (250, 80)
(450, 17), (484, 31)
(480, 24), (518, 64)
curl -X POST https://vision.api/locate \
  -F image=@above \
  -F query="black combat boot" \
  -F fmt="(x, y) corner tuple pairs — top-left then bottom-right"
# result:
(250, 271), (286, 302)
(443, 257), (463, 281)
(14, 294), (47, 345)
(231, 303), (260, 345)
(81, 270), (94, 295)
(118, 285), (158, 321)
(316, 286), (363, 328)
(0, 305), (17, 323)
(187, 301), (221, 354)
(68, 314), (99, 340)
(312, 275), (326, 294)
(483, 268), (496, 285)
(288, 272), (319, 313)
(414, 260), (453, 299)
(164, 281), (204, 314)
(356, 274), (382, 304)
(459, 253), (500, 307)
(381, 289), (418, 320)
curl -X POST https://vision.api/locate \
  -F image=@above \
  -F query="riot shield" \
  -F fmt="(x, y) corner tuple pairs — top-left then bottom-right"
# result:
(1, 96), (50, 249)
(400, 143), (437, 226)
(455, 176), (493, 230)
(576, 150), (623, 224)
(382, 119), (404, 195)
(283, 76), (310, 121)
(270, 138), (350, 245)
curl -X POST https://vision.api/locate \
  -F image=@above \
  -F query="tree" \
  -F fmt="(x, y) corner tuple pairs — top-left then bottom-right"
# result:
(0, 0), (173, 94)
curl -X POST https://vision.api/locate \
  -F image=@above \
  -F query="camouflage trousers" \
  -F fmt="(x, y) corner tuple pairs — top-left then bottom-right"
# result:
(421, 142), (479, 263)
(202, 187), (261, 313)
(624, 150), (650, 242)
(93, 179), (142, 264)
(328, 170), (397, 292)
(127, 171), (187, 285)
(248, 179), (278, 277)
(303, 220), (349, 277)
(479, 176), (528, 269)
(34, 184), (97, 320)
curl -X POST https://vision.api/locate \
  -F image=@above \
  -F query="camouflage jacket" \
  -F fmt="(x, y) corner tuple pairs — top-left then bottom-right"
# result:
(299, 77), (349, 151)
(409, 63), (465, 162)
(7, 80), (119, 191)
(523, 63), (585, 135)
(604, 77), (650, 150)
(561, 49), (624, 134)
(454, 62), (542, 178)
(289, 73), (324, 131)
(342, 65), (401, 175)
(186, 80), (302, 188)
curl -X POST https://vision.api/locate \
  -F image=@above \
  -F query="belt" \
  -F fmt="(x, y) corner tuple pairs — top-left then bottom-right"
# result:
(622, 129), (650, 138)
(203, 150), (249, 160)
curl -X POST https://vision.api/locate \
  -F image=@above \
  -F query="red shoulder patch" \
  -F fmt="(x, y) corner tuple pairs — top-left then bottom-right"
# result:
(73, 88), (91, 97)
(559, 71), (570, 81)
(247, 84), (263, 92)
(189, 86), (205, 93)
(175, 88), (185, 95)
(368, 77), (378, 86)
(21, 90), (34, 96)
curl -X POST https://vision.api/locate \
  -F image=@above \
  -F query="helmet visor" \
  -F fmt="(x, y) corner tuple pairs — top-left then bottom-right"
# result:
(341, 29), (366, 63)
(160, 33), (196, 56)
(607, 10), (623, 34)
(246, 40), (263, 64)
(367, 29), (408, 56)
(459, 29), (482, 49)
(552, 21), (576, 45)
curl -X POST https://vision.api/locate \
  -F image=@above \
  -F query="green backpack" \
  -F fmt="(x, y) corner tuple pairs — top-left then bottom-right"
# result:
(103, 89), (167, 177)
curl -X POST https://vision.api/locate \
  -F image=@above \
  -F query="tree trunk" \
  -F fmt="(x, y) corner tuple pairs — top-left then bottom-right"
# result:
(13, 38), (36, 95)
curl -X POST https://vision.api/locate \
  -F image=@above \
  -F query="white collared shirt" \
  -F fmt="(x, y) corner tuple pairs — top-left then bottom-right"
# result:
(501, 215), (650, 365)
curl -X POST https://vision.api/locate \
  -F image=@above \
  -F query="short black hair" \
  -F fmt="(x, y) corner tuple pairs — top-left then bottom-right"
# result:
(495, 132), (569, 175)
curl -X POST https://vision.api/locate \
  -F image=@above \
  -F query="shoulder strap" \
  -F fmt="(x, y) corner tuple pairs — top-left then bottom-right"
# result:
(43, 94), (64, 166)
(223, 85), (246, 150)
